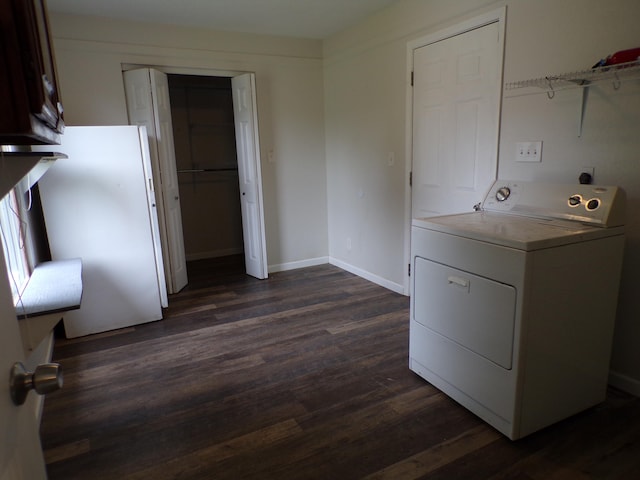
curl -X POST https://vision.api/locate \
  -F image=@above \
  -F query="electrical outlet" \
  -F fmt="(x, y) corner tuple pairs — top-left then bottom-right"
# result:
(580, 166), (595, 184)
(516, 141), (542, 162)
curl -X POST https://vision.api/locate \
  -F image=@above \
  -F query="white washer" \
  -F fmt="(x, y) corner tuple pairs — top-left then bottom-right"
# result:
(409, 180), (626, 440)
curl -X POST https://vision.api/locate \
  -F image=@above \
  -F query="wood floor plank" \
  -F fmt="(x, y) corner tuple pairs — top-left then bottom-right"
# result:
(42, 438), (91, 465)
(126, 419), (304, 479)
(363, 424), (501, 480)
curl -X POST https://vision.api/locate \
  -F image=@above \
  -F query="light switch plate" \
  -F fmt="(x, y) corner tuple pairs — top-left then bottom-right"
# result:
(516, 141), (542, 162)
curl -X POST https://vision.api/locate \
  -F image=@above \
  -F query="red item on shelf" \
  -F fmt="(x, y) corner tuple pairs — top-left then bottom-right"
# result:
(605, 47), (640, 66)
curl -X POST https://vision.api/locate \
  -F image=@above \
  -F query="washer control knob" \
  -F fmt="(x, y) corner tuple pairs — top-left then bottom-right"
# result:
(495, 187), (511, 202)
(586, 198), (600, 210)
(568, 195), (582, 206)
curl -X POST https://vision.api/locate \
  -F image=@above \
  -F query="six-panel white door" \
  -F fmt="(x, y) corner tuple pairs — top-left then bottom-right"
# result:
(412, 22), (501, 218)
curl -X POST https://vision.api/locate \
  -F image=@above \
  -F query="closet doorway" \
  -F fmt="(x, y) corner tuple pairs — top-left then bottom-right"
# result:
(124, 68), (268, 282)
(168, 75), (244, 262)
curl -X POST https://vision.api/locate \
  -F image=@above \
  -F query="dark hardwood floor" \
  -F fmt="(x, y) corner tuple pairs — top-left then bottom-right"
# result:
(40, 256), (640, 479)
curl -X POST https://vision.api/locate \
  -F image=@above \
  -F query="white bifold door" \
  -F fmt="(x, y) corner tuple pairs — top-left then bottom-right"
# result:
(231, 73), (268, 279)
(124, 68), (188, 293)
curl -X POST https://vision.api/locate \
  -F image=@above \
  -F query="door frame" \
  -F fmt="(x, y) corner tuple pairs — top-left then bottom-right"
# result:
(403, 7), (506, 295)
(122, 63), (269, 280)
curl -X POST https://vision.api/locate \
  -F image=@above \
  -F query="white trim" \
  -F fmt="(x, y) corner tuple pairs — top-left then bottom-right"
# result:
(329, 257), (405, 295)
(609, 370), (640, 397)
(123, 63), (242, 78)
(269, 256), (328, 273)
(403, 6), (507, 297)
(406, 8), (505, 51)
(269, 257), (406, 295)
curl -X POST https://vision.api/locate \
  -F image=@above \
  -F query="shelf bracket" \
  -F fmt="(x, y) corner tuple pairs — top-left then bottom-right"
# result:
(578, 83), (590, 137)
(613, 72), (621, 90)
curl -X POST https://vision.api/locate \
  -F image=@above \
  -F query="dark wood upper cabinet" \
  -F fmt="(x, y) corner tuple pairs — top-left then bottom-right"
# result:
(0, 0), (64, 146)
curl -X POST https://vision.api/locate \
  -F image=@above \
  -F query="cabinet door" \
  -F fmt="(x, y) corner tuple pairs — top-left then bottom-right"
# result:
(0, 0), (63, 145)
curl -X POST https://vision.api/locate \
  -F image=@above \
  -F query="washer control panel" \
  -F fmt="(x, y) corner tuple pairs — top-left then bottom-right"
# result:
(567, 194), (602, 211)
(482, 180), (626, 227)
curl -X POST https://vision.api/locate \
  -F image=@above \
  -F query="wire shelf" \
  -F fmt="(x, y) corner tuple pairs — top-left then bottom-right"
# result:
(505, 59), (640, 92)
(504, 59), (640, 137)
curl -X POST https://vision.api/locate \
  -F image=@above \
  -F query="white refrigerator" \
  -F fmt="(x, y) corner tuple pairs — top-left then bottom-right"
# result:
(36, 125), (168, 338)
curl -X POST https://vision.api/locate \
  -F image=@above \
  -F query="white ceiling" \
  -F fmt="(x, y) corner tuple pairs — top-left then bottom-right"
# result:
(46, 0), (399, 39)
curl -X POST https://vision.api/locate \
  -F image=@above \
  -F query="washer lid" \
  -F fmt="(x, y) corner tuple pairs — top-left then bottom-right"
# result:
(412, 211), (624, 251)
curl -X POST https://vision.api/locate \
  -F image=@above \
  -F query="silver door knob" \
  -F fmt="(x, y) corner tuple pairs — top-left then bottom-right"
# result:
(10, 362), (63, 406)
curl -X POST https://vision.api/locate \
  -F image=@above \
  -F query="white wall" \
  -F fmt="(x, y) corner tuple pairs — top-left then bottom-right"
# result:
(323, 0), (640, 394)
(48, 14), (329, 272)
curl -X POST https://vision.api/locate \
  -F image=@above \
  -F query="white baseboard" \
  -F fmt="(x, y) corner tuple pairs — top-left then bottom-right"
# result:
(609, 370), (640, 397)
(186, 247), (243, 261)
(268, 256), (405, 295)
(268, 256), (329, 273)
(329, 257), (405, 295)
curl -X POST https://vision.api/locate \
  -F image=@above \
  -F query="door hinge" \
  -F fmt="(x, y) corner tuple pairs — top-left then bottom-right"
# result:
(410, 71), (414, 86)
(409, 171), (412, 187)
(408, 263), (411, 276)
